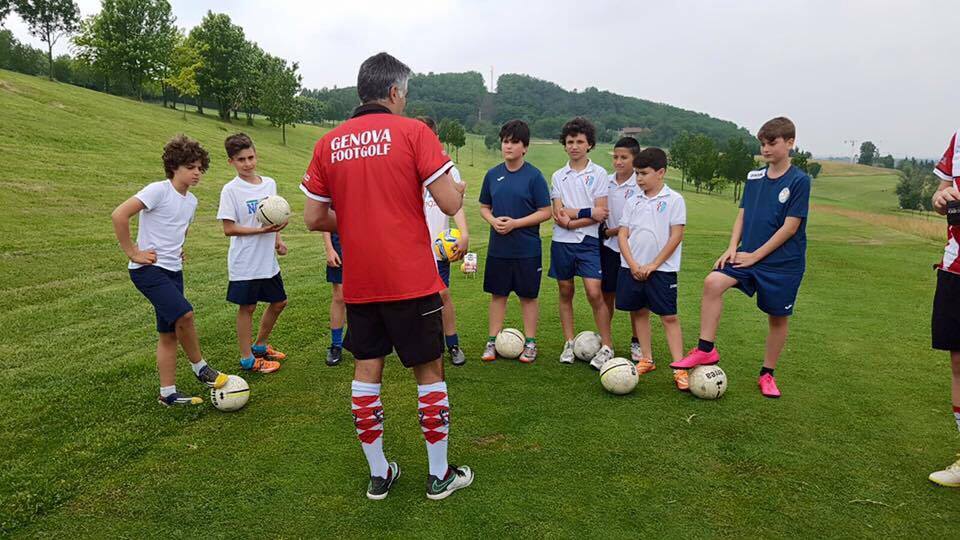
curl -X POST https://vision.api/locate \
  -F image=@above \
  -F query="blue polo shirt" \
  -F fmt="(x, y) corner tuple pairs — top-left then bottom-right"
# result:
(739, 165), (811, 273)
(479, 161), (551, 258)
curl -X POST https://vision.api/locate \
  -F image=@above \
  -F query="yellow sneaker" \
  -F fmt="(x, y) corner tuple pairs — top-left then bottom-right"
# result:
(673, 369), (690, 392)
(929, 455), (960, 487)
(635, 358), (656, 375)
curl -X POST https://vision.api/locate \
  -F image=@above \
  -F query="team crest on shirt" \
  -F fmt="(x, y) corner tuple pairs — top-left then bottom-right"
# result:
(625, 188), (635, 199)
(656, 201), (667, 213)
(778, 188), (791, 203)
(246, 199), (260, 214)
(584, 175), (596, 187)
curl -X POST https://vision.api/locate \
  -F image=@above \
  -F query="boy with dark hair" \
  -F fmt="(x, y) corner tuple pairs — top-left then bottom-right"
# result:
(617, 148), (689, 391)
(928, 128), (960, 486)
(418, 116), (470, 366)
(670, 117), (811, 399)
(479, 120), (552, 363)
(217, 133), (287, 374)
(551, 116), (614, 369)
(602, 137), (643, 362)
(111, 134), (230, 406)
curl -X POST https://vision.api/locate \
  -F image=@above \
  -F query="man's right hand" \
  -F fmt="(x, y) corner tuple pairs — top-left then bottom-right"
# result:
(934, 186), (960, 213)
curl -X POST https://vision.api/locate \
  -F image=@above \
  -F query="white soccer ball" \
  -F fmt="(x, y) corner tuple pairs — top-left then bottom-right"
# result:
(688, 365), (727, 400)
(494, 328), (525, 359)
(599, 357), (638, 395)
(210, 375), (250, 411)
(573, 331), (602, 361)
(255, 195), (291, 227)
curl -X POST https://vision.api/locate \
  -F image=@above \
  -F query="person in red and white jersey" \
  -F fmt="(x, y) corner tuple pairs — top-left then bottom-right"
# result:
(302, 53), (473, 501)
(929, 128), (960, 487)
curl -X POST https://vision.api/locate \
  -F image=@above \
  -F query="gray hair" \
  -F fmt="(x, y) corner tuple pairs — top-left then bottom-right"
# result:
(357, 52), (412, 104)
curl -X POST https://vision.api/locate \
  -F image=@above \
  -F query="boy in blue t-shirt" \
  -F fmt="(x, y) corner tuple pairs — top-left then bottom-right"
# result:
(479, 120), (552, 363)
(671, 117), (811, 398)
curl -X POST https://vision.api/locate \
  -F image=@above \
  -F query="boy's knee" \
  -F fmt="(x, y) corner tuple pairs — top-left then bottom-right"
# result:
(238, 304), (257, 314)
(660, 314), (679, 324)
(175, 310), (195, 326)
(703, 273), (729, 296)
(558, 282), (575, 300)
(272, 299), (288, 311)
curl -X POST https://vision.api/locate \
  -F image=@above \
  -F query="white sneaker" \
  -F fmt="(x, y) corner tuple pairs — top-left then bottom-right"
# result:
(929, 456), (960, 487)
(559, 340), (575, 364)
(590, 345), (614, 370)
(630, 342), (643, 363)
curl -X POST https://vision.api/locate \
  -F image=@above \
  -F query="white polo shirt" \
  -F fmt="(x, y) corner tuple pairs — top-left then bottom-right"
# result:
(424, 166), (462, 261)
(129, 179), (197, 272)
(550, 159), (609, 243)
(619, 183), (686, 272)
(604, 172), (638, 252)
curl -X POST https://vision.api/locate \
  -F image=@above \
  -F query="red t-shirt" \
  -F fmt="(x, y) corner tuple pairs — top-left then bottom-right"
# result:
(301, 105), (453, 303)
(935, 129), (960, 274)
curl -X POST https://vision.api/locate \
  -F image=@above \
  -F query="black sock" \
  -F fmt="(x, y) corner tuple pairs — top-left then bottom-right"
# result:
(697, 339), (714, 353)
(631, 336), (639, 344)
(760, 367), (775, 377)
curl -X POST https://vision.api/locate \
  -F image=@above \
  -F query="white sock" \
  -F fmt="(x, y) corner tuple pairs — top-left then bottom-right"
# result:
(160, 385), (176, 398)
(352, 380), (389, 479)
(190, 359), (207, 375)
(953, 409), (960, 434)
(417, 381), (450, 478)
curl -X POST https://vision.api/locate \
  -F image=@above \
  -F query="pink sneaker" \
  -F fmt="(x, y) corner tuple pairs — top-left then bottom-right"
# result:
(758, 373), (781, 398)
(669, 347), (720, 369)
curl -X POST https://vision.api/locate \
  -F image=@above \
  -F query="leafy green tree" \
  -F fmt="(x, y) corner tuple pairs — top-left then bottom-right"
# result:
(447, 119), (466, 162)
(808, 162), (822, 178)
(164, 35), (202, 120)
(14, 0), (80, 80)
(858, 141), (878, 166)
(231, 41), (263, 125)
(687, 134), (719, 193)
(189, 11), (247, 120)
(878, 154), (895, 169)
(669, 131), (693, 189)
(791, 148), (811, 173)
(718, 137), (757, 202)
(1, 0), (12, 25)
(296, 95), (325, 124)
(258, 53), (302, 144)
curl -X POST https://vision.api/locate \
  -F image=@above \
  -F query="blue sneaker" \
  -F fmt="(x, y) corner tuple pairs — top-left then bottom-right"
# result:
(158, 392), (203, 407)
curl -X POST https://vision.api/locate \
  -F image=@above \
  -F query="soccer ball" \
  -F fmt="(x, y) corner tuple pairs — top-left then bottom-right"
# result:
(433, 228), (462, 261)
(210, 375), (250, 411)
(573, 331), (602, 361)
(688, 365), (727, 400)
(494, 328), (525, 359)
(255, 195), (291, 227)
(600, 357), (639, 395)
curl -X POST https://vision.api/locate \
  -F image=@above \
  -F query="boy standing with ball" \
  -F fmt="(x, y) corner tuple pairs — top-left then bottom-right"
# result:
(111, 134), (230, 406)
(217, 133), (288, 374)
(670, 117), (810, 399)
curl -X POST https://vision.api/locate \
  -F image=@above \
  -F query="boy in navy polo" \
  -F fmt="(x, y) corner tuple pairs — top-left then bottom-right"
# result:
(479, 120), (552, 363)
(111, 135), (230, 406)
(671, 117), (811, 399)
(551, 117), (614, 369)
(617, 148), (689, 391)
(217, 133), (287, 374)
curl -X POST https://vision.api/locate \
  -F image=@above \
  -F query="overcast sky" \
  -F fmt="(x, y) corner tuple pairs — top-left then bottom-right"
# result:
(5, 0), (958, 157)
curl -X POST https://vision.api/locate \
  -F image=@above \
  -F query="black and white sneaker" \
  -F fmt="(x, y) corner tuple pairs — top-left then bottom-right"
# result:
(449, 346), (466, 367)
(367, 462), (400, 500)
(326, 345), (342, 367)
(195, 364), (228, 388)
(426, 464), (474, 500)
(157, 392), (203, 407)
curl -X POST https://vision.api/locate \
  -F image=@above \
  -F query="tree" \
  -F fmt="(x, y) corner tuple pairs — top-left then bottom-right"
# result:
(164, 35), (202, 120)
(718, 137), (757, 202)
(447, 119), (466, 162)
(296, 95), (325, 124)
(14, 0), (80, 80)
(791, 148), (811, 173)
(258, 53), (302, 144)
(1, 0), (12, 25)
(808, 162), (822, 179)
(669, 131), (694, 190)
(858, 141), (878, 166)
(189, 11), (247, 120)
(230, 41), (263, 126)
(878, 154), (895, 169)
(687, 134), (719, 193)
(72, 0), (177, 100)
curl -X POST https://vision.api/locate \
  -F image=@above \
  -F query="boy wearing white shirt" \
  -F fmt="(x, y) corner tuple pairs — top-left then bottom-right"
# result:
(217, 133), (288, 374)
(111, 135), (230, 406)
(617, 148), (689, 391)
(551, 117), (614, 369)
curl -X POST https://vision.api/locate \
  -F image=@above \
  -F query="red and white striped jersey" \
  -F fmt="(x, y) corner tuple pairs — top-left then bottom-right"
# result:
(935, 129), (960, 274)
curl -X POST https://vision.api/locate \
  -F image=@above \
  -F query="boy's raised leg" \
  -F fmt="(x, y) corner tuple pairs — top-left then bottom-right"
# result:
(671, 272), (737, 369)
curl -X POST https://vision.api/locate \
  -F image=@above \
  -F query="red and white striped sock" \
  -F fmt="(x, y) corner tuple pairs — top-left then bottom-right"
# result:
(352, 380), (388, 478)
(418, 381), (450, 478)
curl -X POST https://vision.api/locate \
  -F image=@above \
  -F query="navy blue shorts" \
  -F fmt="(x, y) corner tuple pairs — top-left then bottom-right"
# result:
(615, 268), (678, 316)
(437, 260), (451, 287)
(129, 266), (193, 333)
(716, 265), (803, 316)
(227, 272), (287, 306)
(549, 238), (602, 281)
(484, 255), (542, 299)
(326, 243), (343, 284)
(600, 244), (621, 293)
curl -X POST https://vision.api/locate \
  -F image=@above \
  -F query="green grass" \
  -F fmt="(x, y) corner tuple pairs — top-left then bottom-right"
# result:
(2, 69), (959, 537)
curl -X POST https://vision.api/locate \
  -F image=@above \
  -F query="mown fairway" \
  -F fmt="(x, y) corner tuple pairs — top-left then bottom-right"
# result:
(1, 69), (957, 537)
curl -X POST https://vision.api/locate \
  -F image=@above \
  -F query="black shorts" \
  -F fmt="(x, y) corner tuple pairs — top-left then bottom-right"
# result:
(933, 269), (960, 351)
(344, 293), (444, 367)
(600, 245), (621, 293)
(326, 243), (343, 284)
(615, 268), (678, 316)
(226, 272), (287, 305)
(483, 255), (542, 299)
(129, 266), (193, 333)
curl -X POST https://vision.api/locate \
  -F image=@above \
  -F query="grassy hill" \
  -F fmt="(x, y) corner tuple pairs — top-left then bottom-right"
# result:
(2, 69), (958, 537)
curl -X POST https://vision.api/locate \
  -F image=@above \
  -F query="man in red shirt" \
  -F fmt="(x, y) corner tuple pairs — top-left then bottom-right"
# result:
(302, 52), (472, 501)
